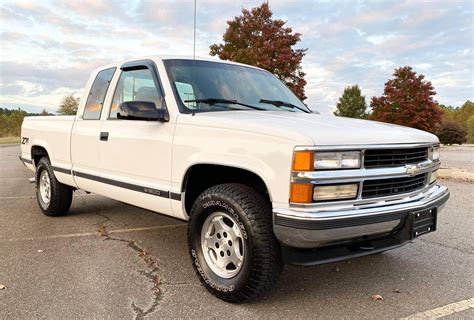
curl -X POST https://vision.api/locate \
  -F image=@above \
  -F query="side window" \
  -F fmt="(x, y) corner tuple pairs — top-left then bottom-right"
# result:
(109, 68), (163, 119)
(83, 67), (116, 120)
(175, 82), (196, 109)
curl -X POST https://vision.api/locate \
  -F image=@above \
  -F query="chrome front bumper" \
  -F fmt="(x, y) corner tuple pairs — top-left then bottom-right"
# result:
(273, 184), (450, 248)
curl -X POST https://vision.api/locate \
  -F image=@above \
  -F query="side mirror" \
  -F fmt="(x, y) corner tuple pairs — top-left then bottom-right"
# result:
(117, 101), (169, 121)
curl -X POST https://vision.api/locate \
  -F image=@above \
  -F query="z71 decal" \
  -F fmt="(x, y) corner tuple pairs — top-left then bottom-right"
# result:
(21, 137), (29, 144)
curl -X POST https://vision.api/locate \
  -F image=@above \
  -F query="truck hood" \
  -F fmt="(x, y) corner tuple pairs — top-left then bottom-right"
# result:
(178, 111), (438, 146)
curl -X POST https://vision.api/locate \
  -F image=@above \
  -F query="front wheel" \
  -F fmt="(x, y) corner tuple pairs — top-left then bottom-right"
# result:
(188, 183), (282, 303)
(36, 157), (73, 216)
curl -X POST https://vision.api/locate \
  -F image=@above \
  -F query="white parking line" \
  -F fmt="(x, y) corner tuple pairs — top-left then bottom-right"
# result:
(0, 194), (92, 199)
(401, 298), (474, 319)
(109, 224), (185, 235)
(3, 224), (185, 242)
(0, 195), (35, 199)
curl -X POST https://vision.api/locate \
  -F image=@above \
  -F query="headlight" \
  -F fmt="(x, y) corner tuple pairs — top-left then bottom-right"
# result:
(313, 183), (359, 201)
(314, 151), (361, 170)
(428, 146), (440, 161)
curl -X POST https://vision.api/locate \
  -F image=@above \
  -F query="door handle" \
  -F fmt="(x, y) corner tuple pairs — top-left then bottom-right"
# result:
(100, 132), (109, 141)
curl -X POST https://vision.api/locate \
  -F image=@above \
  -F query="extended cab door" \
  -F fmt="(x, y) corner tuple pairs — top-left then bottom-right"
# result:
(97, 60), (175, 215)
(71, 67), (116, 193)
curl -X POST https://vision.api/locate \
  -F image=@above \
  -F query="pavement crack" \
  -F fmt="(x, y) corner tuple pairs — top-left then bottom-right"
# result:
(95, 211), (112, 237)
(98, 219), (162, 319)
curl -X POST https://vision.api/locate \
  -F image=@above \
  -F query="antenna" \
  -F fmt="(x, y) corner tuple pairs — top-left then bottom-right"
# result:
(193, 0), (197, 60)
(192, 0), (197, 115)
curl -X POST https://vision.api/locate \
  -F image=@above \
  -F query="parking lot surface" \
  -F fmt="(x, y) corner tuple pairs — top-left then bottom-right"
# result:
(1, 144), (473, 319)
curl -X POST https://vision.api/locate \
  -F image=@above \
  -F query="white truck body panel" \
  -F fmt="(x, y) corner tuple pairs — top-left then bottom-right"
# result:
(21, 116), (75, 184)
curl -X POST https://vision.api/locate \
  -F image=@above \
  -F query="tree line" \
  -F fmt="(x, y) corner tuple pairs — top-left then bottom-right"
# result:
(333, 68), (473, 144)
(0, 95), (79, 138)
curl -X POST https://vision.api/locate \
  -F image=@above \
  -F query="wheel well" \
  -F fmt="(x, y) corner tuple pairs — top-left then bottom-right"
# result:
(31, 146), (49, 166)
(182, 164), (270, 215)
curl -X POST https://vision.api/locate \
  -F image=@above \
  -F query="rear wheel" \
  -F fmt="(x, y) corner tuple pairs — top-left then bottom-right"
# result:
(188, 183), (282, 303)
(36, 157), (73, 216)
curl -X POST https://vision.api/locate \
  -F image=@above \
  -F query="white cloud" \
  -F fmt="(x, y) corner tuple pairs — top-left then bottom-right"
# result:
(366, 34), (397, 45)
(413, 63), (432, 71)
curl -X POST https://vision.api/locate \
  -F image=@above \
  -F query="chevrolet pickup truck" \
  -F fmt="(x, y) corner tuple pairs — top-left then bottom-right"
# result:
(20, 56), (449, 302)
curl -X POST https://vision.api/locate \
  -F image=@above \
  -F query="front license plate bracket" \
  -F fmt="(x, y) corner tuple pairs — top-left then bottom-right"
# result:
(410, 207), (437, 239)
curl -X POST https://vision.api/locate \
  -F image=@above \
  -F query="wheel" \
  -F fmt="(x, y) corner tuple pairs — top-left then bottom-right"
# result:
(35, 157), (73, 216)
(188, 183), (282, 303)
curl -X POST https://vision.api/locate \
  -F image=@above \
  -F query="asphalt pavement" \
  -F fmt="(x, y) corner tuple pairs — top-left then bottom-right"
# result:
(0, 144), (473, 319)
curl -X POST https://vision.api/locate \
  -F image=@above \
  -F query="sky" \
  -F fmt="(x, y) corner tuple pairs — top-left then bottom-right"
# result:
(0, 0), (472, 114)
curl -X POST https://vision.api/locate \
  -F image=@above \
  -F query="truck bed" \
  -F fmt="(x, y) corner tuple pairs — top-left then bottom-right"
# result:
(20, 116), (75, 171)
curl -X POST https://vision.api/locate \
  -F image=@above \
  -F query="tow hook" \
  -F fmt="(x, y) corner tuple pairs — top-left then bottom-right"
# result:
(349, 242), (375, 251)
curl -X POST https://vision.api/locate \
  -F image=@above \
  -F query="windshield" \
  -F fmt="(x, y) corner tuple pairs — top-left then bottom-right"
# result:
(163, 59), (310, 113)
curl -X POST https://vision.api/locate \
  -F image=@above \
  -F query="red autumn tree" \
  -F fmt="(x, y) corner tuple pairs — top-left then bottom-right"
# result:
(209, 2), (307, 100)
(369, 66), (442, 133)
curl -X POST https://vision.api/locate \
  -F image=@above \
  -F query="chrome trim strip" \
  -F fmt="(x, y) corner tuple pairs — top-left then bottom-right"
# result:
(294, 142), (438, 151)
(292, 160), (439, 184)
(276, 185), (449, 221)
(291, 184), (435, 210)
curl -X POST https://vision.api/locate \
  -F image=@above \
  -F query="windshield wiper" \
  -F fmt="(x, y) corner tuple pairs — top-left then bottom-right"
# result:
(259, 99), (311, 113)
(184, 98), (266, 111)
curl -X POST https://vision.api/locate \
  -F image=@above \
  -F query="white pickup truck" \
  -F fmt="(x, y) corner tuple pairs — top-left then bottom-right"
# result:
(20, 56), (449, 302)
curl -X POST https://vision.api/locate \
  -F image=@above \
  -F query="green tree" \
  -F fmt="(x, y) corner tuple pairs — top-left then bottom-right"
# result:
(439, 104), (456, 121)
(370, 66), (442, 133)
(334, 85), (368, 119)
(0, 113), (8, 136)
(57, 94), (80, 115)
(209, 2), (307, 100)
(456, 101), (474, 143)
(440, 101), (474, 143)
(4, 109), (27, 137)
(466, 115), (474, 143)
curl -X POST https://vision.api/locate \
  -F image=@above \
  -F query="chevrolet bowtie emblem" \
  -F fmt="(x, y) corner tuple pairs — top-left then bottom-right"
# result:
(405, 164), (421, 177)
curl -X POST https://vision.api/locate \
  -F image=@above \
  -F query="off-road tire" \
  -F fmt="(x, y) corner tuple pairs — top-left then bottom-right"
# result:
(35, 157), (73, 216)
(188, 183), (282, 303)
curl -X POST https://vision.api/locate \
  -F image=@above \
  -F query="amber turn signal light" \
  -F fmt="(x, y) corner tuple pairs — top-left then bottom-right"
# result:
(292, 151), (314, 171)
(290, 183), (313, 203)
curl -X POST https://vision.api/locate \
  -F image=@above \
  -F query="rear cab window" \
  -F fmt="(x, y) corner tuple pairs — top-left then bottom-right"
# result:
(83, 67), (116, 120)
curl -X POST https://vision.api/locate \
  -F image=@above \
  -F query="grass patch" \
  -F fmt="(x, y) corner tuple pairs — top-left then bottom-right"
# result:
(0, 137), (20, 144)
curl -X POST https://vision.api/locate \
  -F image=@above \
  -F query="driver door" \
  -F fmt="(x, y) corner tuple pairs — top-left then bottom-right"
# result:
(98, 60), (174, 216)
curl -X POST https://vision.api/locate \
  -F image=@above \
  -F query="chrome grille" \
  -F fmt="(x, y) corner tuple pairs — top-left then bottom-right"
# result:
(364, 147), (428, 168)
(362, 174), (428, 199)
